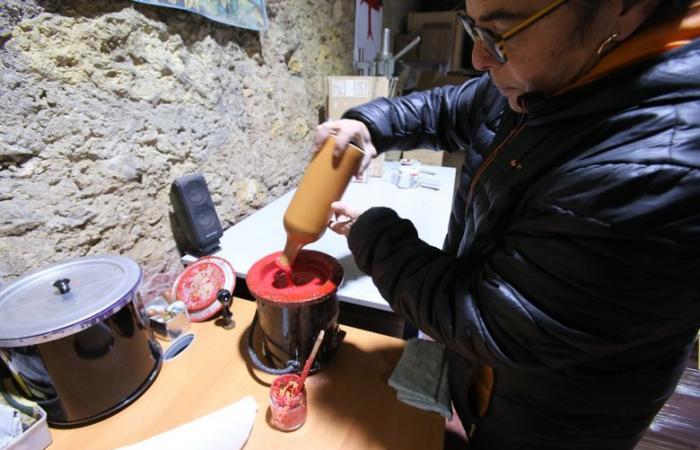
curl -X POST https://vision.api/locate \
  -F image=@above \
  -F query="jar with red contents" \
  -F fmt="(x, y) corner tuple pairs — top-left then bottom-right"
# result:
(269, 374), (307, 431)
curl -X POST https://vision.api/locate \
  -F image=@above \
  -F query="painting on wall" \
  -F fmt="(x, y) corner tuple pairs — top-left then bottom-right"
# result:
(131, 0), (268, 31)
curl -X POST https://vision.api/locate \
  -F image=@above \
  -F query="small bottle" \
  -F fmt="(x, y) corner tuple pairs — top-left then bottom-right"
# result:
(269, 374), (307, 431)
(279, 136), (364, 268)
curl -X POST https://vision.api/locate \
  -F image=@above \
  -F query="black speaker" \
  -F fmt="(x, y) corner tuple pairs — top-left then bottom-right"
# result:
(170, 174), (223, 256)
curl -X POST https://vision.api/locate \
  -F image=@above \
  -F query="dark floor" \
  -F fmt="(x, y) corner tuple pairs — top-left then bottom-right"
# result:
(443, 355), (700, 450)
(636, 362), (700, 450)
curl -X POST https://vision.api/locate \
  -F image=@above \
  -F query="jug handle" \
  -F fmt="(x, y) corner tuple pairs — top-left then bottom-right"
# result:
(246, 312), (301, 375)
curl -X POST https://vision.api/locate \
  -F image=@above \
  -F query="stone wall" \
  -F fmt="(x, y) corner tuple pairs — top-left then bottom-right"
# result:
(0, 0), (354, 298)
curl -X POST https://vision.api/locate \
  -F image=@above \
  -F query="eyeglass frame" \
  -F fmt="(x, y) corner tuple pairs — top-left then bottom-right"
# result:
(458, 0), (569, 64)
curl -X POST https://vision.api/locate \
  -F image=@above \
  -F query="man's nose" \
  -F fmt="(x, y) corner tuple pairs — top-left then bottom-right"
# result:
(471, 40), (500, 71)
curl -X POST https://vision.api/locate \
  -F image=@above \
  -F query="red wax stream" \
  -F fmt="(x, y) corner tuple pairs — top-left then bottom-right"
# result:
(273, 257), (293, 287)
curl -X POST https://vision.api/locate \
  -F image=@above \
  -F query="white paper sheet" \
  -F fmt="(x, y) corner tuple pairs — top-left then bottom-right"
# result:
(0, 404), (23, 449)
(115, 396), (257, 450)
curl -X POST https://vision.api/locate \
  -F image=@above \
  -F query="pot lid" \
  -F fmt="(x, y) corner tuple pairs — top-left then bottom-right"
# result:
(0, 255), (142, 347)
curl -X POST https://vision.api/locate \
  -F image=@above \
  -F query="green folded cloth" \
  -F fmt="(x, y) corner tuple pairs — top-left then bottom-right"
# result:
(388, 338), (452, 419)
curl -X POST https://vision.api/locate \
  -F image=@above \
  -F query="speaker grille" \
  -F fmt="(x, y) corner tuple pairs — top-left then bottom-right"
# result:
(196, 204), (215, 228)
(185, 180), (207, 204)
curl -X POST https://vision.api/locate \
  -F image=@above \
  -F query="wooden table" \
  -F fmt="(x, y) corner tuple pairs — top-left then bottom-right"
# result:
(48, 299), (444, 450)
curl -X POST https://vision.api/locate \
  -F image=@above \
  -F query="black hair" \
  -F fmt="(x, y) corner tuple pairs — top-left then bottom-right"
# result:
(644, 0), (694, 25)
(574, 0), (694, 36)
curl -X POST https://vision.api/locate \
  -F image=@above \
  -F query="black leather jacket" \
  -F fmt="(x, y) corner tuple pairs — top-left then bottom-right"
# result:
(342, 38), (700, 449)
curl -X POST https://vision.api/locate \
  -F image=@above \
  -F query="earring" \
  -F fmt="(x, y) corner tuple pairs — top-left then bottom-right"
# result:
(597, 32), (620, 56)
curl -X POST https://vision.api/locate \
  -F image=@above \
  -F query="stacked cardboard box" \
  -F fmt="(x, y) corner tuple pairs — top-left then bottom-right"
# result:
(403, 149), (445, 166)
(327, 76), (391, 121)
(415, 71), (472, 91)
(395, 11), (471, 167)
(394, 32), (421, 64)
(406, 11), (467, 72)
(326, 76), (401, 162)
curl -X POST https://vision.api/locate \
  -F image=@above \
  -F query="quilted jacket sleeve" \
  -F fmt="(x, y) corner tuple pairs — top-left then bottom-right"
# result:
(347, 158), (700, 371)
(341, 76), (491, 153)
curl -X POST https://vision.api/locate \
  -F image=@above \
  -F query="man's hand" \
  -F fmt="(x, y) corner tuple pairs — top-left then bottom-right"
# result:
(328, 201), (366, 236)
(313, 119), (377, 177)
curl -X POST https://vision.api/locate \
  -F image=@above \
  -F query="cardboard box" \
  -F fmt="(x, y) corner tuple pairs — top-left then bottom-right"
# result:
(407, 11), (459, 33)
(443, 150), (465, 170)
(394, 32), (420, 63)
(432, 72), (471, 88)
(415, 70), (440, 91)
(414, 69), (472, 91)
(369, 153), (385, 177)
(327, 76), (399, 161)
(403, 149), (445, 166)
(384, 150), (402, 161)
(407, 11), (467, 72)
(420, 23), (453, 63)
(327, 76), (391, 121)
(401, 149), (465, 170)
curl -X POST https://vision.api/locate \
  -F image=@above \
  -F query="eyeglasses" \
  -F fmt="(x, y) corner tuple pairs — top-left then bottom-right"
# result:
(458, 0), (569, 64)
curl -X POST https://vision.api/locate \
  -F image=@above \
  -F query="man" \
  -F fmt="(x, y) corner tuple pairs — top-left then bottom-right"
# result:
(315, 1), (700, 448)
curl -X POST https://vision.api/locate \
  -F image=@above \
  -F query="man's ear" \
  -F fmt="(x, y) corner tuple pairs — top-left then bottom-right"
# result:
(615, 0), (662, 40)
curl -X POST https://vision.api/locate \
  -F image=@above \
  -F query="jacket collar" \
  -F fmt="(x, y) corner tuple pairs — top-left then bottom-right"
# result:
(561, 1), (700, 93)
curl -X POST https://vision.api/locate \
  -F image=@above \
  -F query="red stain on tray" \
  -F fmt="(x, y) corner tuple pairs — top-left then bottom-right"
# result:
(172, 256), (235, 321)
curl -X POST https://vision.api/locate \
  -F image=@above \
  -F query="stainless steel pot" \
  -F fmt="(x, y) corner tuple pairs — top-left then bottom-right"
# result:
(0, 255), (162, 427)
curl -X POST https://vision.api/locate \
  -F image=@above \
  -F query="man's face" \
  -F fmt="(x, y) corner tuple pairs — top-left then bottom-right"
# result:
(465, 0), (616, 112)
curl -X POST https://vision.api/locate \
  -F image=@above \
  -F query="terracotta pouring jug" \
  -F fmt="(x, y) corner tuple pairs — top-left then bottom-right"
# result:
(279, 135), (364, 267)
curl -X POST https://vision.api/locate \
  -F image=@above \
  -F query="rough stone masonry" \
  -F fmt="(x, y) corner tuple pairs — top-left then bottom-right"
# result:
(0, 0), (353, 299)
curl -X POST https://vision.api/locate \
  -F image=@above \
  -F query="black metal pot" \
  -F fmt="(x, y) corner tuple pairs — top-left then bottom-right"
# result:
(0, 255), (162, 427)
(245, 250), (344, 375)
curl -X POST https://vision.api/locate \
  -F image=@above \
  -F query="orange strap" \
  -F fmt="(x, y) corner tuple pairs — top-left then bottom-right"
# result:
(474, 365), (494, 417)
(561, 3), (700, 93)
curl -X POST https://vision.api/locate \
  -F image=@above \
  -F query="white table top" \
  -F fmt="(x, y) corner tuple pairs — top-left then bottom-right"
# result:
(183, 162), (456, 312)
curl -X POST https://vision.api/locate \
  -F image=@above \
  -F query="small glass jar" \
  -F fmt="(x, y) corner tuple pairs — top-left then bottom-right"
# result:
(269, 374), (307, 431)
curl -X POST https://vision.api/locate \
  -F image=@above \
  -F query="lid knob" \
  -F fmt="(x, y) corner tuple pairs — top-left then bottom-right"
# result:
(217, 288), (234, 329)
(53, 278), (71, 294)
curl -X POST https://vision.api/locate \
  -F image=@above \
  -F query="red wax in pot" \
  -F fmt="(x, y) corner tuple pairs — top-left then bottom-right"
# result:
(246, 250), (344, 372)
(248, 251), (343, 303)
